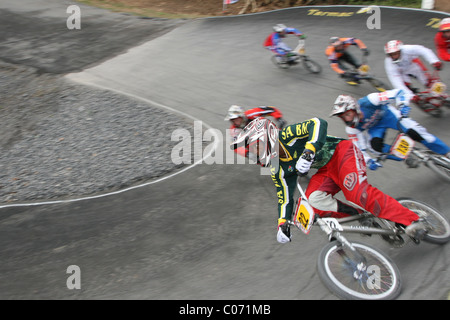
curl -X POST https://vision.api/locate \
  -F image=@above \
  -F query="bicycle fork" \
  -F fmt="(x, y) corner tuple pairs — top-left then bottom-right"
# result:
(316, 218), (370, 280)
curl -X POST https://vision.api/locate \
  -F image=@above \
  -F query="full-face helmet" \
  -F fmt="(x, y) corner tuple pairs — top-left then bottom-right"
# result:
(384, 40), (404, 64)
(439, 18), (450, 31)
(330, 95), (361, 128)
(231, 118), (279, 167)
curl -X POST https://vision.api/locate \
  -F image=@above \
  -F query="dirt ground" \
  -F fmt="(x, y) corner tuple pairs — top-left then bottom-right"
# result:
(79, 0), (320, 18)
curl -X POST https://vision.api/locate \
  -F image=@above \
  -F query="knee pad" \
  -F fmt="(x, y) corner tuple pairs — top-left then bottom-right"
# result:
(406, 129), (424, 142)
(370, 137), (384, 153)
(308, 191), (337, 211)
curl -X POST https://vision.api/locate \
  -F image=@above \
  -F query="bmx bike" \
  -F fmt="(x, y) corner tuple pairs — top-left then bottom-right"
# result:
(409, 70), (450, 118)
(342, 56), (389, 92)
(376, 118), (450, 183)
(287, 179), (450, 300)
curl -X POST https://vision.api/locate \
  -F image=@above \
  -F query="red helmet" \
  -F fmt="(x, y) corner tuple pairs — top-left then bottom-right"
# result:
(231, 118), (279, 167)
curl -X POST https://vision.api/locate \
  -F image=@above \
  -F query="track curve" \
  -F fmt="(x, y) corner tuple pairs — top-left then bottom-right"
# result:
(1, 3), (449, 300)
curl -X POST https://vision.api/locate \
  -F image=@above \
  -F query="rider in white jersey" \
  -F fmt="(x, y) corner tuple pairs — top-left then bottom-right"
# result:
(384, 40), (442, 98)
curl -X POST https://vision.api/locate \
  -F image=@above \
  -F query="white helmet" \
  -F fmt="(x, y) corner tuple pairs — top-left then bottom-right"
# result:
(330, 95), (361, 128)
(384, 40), (403, 63)
(224, 105), (245, 121)
(231, 118), (279, 167)
(273, 24), (287, 33)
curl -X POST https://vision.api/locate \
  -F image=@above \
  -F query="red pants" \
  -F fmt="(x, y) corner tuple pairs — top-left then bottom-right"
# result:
(305, 140), (419, 226)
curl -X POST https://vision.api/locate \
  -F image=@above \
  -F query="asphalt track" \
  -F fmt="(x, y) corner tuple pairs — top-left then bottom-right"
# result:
(1, 2), (449, 300)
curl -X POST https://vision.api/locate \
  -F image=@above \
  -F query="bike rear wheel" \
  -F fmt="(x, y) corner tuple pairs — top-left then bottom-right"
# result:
(317, 241), (402, 300)
(397, 198), (450, 244)
(301, 57), (321, 74)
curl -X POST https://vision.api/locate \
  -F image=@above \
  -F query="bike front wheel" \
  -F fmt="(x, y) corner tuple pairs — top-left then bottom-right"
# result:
(366, 77), (389, 92)
(301, 57), (321, 74)
(317, 241), (402, 300)
(397, 198), (450, 244)
(426, 156), (450, 183)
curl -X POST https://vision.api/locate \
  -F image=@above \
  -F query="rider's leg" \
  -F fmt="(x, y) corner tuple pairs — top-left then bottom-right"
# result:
(341, 52), (361, 69)
(399, 117), (450, 155)
(276, 42), (295, 62)
(408, 60), (431, 88)
(324, 140), (419, 225)
(306, 167), (357, 218)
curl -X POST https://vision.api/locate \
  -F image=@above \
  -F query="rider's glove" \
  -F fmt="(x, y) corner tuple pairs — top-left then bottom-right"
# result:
(296, 149), (315, 175)
(367, 159), (383, 171)
(399, 105), (411, 117)
(361, 48), (370, 56)
(299, 34), (306, 39)
(432, 61), (443, 71)
(277, 219), (291, 244)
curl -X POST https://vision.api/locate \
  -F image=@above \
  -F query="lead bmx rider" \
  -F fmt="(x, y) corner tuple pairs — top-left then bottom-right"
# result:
(231, 117), (426, 244)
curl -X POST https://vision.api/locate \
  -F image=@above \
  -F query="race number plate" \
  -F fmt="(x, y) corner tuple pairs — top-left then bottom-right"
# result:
(390, 134), (415, 159)
(431, 81), (446, 95)
(294, 198), (315, 235)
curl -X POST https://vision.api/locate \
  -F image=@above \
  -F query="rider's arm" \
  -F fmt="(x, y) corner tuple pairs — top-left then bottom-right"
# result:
(408, 44), (440, 65)
(384, 58), (415, 96)
(271, 165), (297, 222)
(351, 38), (367, 50)
(345, 126), (373, 164)
(365, 88), (414, 107)
(285, 27), (303, 37)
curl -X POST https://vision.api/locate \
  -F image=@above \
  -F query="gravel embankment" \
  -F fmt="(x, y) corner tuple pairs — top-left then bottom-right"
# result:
(0, 60), (195, 203)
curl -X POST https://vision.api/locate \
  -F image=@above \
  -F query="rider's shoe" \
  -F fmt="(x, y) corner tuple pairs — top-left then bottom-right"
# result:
(337, 200), (362, 216)
(405, 157), (419, 168)
(405, 219), (429, 240)
(359, 217), (375, 237)
(346, 80), (359, 86)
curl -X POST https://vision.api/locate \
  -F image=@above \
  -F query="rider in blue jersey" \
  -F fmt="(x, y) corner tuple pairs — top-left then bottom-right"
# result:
(264, 24), (306, 65)
(330, 90), (450, 170)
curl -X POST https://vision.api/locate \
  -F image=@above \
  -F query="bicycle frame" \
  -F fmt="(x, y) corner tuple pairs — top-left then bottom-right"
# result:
(411, 70), (450, 116)
(288, 180), (401, 242)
